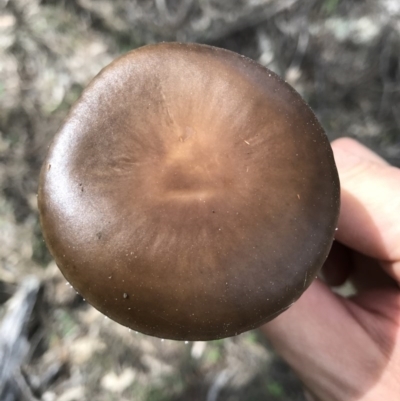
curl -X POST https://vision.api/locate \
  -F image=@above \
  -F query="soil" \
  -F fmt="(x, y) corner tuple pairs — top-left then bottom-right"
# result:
(0, 0), (399, 400)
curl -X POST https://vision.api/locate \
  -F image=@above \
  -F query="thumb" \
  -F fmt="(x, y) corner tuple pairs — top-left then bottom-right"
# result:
(332, 138), (400, 281)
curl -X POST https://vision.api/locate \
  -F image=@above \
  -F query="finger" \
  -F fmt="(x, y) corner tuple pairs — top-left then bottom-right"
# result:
(332, 138), (400, 281)
(333, 137), (389, 166)
(261, 280), (388, 400)
(322, 241), (398, 290)
(262, 282), (400, 399)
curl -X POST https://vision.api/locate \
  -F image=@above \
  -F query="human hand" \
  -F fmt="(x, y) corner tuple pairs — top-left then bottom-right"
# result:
(261, 138), (400, 401)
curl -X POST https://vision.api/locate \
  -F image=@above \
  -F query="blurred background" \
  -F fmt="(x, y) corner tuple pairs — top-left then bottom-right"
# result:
(0, 0), (399, 400)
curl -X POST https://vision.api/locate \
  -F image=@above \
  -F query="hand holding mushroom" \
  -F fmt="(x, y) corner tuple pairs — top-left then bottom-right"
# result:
(262, 138), (400, 401)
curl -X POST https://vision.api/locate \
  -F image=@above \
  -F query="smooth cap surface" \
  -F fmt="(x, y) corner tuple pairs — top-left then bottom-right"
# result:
(38, 43), (340, 341)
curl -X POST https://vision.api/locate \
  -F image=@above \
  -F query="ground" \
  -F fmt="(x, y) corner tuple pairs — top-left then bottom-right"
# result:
(0, 0), (399, 400)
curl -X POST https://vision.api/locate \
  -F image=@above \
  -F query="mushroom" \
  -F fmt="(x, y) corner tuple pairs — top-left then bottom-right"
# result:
(38, 43), (340, 341)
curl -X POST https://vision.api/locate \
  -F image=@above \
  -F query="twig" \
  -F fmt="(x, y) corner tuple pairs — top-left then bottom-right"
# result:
(206, 368), (233, 401)
(0, 276), (41, 400)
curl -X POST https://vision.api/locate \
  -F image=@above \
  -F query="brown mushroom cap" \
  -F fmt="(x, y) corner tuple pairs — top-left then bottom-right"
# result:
(38, 42), (340, 341)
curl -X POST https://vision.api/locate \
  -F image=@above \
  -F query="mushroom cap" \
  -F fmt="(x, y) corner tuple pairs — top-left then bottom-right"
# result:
(38, 43), (340, 341)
